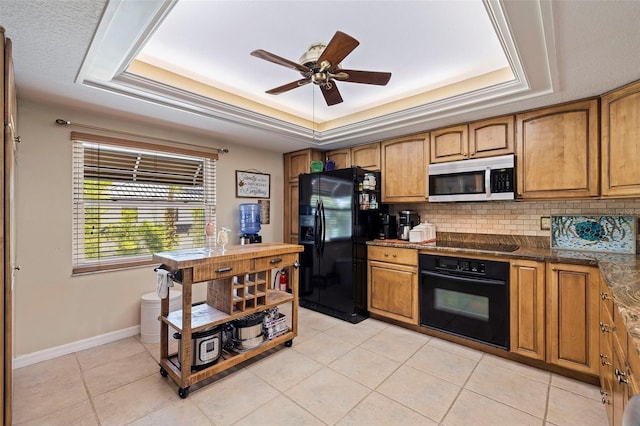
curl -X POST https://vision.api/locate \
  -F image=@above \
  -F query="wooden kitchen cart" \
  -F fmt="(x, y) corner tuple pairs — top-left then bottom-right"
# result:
(152, 243), (303, 398)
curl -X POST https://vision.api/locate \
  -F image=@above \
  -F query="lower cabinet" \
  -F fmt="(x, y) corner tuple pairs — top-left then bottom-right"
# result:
(599, 275), (640, 425)
(510, 260), (600, 376)
(510, 260), (546, 361)
(367, 246), (418, 325)
(547, 263), (600, 376)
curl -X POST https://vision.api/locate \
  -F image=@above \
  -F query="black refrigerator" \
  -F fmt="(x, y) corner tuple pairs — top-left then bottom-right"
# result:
(298, 167), (382, 323)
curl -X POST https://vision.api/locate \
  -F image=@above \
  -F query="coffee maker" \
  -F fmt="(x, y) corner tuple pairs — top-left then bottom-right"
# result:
(398, 210), (420, 240)
(378, 213), (397, 240)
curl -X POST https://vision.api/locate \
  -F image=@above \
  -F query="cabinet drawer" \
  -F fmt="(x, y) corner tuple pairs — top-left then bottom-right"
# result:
(368, 246), (417, 265)
(253, 253), (298, 271)
(628, 336), (640, 396)
(600, 277), (615, 318)
(193, 260), (247, 281)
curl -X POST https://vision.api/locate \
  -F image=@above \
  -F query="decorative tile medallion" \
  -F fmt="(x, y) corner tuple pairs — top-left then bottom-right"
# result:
(551, 215), (636, 254)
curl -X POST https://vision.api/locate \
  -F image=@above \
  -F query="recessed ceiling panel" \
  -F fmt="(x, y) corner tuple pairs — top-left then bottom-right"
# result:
(135, 0), (510, 123)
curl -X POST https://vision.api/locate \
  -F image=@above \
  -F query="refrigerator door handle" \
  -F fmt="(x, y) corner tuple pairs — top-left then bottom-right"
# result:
(320, 200), (326, 255)
(313, 201), (320, 246)
(314, 201), (321, 257)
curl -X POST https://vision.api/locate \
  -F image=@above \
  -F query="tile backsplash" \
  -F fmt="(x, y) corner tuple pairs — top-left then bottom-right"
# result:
(392, 199), (640, 239)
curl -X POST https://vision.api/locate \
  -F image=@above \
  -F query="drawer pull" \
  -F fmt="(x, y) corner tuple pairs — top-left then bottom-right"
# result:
(615, 368), (629, 384)
(269, 258), (283, 264)
(599, 322), (614, 333)
(215, 266), (233, 273)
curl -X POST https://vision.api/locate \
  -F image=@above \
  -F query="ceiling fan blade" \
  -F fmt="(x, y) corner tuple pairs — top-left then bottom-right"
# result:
(266, 78), (311, 94)
(317, 31), (359, 67)
(335, 69), (392, 85)
(250, 49), (311, 74)
(320, 83), (343, 106)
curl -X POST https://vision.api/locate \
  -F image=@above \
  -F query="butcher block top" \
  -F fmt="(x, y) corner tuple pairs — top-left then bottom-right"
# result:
(153, 242), (304, 270)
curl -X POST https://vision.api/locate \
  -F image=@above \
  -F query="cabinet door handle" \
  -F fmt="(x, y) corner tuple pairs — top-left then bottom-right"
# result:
(600, 291), (611, 301)
(269, 258), (283, 264)
(599, 353), (612, 366)
(215, 267), (233, 273)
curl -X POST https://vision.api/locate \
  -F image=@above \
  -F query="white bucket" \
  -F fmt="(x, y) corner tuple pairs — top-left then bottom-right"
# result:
(140, 290), (182, 343)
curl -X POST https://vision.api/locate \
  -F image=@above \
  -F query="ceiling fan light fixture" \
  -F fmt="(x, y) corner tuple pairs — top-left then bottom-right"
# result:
(298, 43), (327, 67)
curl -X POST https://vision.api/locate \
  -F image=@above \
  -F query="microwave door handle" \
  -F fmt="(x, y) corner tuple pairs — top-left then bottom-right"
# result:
(485, 167), (491, 197)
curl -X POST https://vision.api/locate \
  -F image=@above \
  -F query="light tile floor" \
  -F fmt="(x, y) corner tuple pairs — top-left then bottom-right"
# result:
(14, 307), (608, 425)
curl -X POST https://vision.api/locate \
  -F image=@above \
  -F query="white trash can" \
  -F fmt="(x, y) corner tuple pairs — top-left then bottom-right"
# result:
(140, 290), (182, 343)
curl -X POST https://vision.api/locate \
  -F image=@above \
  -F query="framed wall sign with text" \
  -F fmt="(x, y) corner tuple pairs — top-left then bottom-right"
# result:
(235, 170), (271, 198)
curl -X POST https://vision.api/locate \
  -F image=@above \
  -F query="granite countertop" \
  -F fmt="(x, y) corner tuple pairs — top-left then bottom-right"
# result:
(368, 234), (640, 357)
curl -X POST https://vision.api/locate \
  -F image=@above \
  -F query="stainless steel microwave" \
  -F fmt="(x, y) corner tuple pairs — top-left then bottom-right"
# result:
(428, 154), (515, 202)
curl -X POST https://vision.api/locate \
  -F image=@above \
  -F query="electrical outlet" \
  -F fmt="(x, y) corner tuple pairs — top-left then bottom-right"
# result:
(540, 216), (551, 230)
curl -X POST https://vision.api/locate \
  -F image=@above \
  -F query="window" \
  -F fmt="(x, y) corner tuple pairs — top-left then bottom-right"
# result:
(72, 132), (217, 274)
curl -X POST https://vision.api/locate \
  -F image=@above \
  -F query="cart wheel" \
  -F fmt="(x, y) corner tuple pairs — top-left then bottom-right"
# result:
(178, 386), (190, 399)
(159, 367), (168, 378)
(284, 339), (293, 347)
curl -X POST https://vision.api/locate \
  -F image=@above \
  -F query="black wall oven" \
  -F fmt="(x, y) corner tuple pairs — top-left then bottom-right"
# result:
(419, 254), (510, 350)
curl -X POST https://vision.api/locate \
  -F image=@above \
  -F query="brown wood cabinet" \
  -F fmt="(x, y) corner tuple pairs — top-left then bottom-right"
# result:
(601, 80), (640, 198)
(510, 260), (546, 361)
(430, 116), (514, 163)
(547, 263), (600, 375)
(1, 27), (15, 425)
(283, 149), (323, 243)
(430, 124), (468, 163)
(367, 246), (418, 325)
(325, 148), (350, 170)
(351, 142), (381, 171)
(599, 275), (640, 425)
(516, 100), (599, 199)
(381, 133), (429, 203)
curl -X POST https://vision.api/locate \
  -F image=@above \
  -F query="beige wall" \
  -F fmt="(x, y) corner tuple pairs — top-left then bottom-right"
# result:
(14, 100), (284, 356)
(395, 199), (640, 239)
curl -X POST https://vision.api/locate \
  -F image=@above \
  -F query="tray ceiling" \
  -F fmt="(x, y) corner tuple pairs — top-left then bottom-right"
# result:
(3, 1), (640, 152)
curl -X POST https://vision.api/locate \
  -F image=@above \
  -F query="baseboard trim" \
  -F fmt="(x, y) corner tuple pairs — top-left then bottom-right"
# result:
(13, 325), (141, 369)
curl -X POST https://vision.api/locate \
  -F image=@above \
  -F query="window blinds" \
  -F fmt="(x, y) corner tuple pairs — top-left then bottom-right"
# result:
(72, 134), (217, 274)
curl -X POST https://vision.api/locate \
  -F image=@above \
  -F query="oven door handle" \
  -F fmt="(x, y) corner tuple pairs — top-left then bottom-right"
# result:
(420, 270), (506, 286)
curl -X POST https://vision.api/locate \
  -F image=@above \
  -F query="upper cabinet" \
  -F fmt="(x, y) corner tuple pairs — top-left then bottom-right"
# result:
(285, 149), (322, 183)
(430, 116), (514, 163)
(283, 149), (323, 243)
(381, 133), (429, 203)
(325, 148), (351, 170)
(601, 80), (640, 198)
(430, 124), (468, 163)
(516, 100), (599, 199)
(351, 142), (381, 171)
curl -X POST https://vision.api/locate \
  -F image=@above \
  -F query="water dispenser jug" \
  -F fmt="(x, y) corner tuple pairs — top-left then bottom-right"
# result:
(239, 203), (261, 243)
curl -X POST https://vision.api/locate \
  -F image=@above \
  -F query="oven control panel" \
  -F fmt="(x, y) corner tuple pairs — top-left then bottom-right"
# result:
(436, 257), (486, 274)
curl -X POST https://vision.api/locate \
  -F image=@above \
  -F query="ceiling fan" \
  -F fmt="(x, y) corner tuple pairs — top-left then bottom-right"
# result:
(250, 31), (392, 106)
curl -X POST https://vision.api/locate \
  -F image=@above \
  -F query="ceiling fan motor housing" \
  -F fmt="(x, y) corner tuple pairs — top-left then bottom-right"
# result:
(299, 43), (327, 68)
(299, 44), (341, 86)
